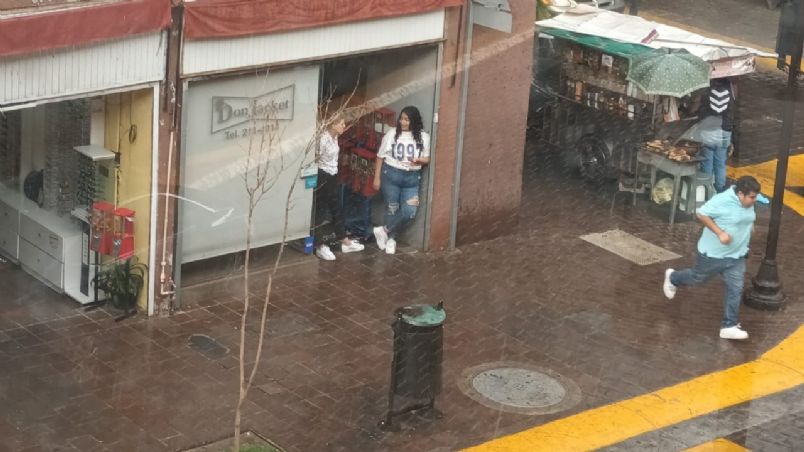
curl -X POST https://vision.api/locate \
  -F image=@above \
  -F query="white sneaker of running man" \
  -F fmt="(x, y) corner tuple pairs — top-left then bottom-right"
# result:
(720, 325), (749, 340)
(663, 268), (677, 300)
(341, 240), (365, 253)
(374, 226), (388, 250)
(315, 245), (336, 261)
(385, 239), (396, 255)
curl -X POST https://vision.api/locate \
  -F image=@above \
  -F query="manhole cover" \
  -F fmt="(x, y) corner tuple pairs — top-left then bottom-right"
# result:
(188, 334), (229, 360)
(472, 367), (566, 409)
(459, 362), (581, 415)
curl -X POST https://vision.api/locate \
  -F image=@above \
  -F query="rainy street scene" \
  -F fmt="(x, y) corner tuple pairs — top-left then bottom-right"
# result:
(2, 0), (804, 451)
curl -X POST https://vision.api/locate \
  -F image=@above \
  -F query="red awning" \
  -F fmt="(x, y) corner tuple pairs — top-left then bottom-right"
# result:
(184, 0), (463, 40)
(0, 0), (171, 58)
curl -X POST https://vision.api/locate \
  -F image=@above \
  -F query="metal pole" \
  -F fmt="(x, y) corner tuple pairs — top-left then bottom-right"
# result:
(449, 2), (474, 250)
(744, 1), (804, 310)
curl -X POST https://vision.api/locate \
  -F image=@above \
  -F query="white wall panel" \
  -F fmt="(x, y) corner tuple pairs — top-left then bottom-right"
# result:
(179, 66), (319, 263)
(0, 32), (166, 105)
(182, 10), (445, 76)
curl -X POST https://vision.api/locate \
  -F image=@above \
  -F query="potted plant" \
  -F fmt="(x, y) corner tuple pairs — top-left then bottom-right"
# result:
(92, 258), (147, 316)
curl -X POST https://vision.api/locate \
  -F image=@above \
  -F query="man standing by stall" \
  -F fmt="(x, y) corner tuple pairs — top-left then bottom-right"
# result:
(697, 77), (737, 193)
(662, 176), (761, 340)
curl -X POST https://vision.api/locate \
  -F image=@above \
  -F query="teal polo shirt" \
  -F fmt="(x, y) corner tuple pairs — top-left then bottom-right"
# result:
(697, 187), (756, 259)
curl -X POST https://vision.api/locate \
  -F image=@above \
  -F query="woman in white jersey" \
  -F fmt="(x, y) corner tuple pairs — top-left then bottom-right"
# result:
(314, 116), (364, 261)
(372, 106), (430, 254)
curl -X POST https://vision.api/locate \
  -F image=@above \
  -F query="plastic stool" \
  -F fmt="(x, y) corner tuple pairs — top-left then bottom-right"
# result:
(683, 172), (716, 214)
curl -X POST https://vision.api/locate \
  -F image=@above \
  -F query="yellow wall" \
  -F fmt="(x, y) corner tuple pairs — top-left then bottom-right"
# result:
(104, 90), (153, 311)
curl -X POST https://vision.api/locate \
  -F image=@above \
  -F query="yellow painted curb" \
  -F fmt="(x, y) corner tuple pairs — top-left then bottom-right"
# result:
(684, 438), (750, 452)
(463, 325), (804, 452)
(728, 155), (804, 216)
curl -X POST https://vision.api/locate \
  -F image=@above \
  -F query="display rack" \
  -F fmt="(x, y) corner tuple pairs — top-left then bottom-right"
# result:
(74, 144), (116, 209)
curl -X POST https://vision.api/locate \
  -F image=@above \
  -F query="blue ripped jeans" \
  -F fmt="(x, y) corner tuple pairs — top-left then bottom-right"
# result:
(380, 164), (421, 240)
(670, 252), (746, 328)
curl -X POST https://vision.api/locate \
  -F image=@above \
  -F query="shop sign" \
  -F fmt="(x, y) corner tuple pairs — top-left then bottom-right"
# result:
(210, 85), (295, 138)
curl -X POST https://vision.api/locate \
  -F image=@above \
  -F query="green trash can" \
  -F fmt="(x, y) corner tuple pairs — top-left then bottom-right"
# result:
(379, 302), (446, 430)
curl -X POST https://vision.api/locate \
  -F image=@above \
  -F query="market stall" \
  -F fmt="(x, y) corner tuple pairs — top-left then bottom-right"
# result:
(531, 8), (773, 219)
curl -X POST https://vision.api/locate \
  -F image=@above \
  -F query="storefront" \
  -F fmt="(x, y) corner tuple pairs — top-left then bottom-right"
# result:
(0, 90), (159, 310)
(173, 2), (450, 296)
(0, 0), (170, 314)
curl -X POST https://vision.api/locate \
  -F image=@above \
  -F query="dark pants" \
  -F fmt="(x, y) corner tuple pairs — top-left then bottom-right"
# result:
(628, 0), (638, 15)
(314, 170), (346, 246)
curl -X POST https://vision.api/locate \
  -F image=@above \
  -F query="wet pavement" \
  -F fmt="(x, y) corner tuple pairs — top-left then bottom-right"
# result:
(640, 0), (779, 51)
(3, 3), (804, 451)
(2, 133), (804, 451)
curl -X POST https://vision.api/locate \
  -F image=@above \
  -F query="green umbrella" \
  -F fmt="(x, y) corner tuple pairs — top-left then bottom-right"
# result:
(626, 48), (711, 97)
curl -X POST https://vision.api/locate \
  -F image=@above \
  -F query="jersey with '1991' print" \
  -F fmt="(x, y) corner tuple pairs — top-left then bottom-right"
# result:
(377, 129), (431, 171)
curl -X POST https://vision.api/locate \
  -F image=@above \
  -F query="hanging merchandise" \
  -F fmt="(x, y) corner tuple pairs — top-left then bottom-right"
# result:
(43, 101), (90, 216)
(664, 97), (680, 122)
(77, 155), (98, 208)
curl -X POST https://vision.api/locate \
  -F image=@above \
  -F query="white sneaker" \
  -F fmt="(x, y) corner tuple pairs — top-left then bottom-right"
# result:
(315, 245), (336, 261)
(341, 240), (365, 253)
(663, 268), (677, 300)
(385, 239), (396, 255)
(720, 325), (749, 340)
(374, 226), (388, 250)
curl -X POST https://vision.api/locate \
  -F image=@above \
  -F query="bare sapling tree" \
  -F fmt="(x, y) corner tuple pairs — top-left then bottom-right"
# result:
(232, 83), (360, 451)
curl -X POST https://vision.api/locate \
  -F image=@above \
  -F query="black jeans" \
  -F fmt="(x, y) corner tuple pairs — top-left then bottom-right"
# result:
(314, 170), (346, 246)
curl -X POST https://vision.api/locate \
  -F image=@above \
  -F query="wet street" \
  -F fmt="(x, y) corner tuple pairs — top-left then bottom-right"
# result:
(2, 132), (804, 451)
(2, 1), (804, 451)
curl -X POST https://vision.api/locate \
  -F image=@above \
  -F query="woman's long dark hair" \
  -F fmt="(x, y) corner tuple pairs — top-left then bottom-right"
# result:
(394, 106), (424, 150)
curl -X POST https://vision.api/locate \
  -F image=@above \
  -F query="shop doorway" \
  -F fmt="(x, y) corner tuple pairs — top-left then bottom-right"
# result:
(176, 45), (440, 304)
(320, 44), (439, 251)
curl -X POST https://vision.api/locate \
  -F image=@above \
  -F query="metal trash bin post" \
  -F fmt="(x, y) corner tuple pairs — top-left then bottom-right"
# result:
(378, 302), (446, 430)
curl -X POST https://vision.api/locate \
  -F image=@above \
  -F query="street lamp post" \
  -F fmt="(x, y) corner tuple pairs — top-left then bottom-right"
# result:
(744, 0), (804, 310)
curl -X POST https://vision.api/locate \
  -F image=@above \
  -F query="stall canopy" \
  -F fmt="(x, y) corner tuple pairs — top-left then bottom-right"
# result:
(541, 28), (652, 59)
(536, 6), (775, 76)
(0, 0), (171, 58)
(182, 0), (464, 40)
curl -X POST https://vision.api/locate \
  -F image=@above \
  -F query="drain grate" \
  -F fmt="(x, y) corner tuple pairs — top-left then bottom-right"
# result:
(188, 334), (229, 360)
(580, 229), (681, 266)
(459, 362), (581, 415)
